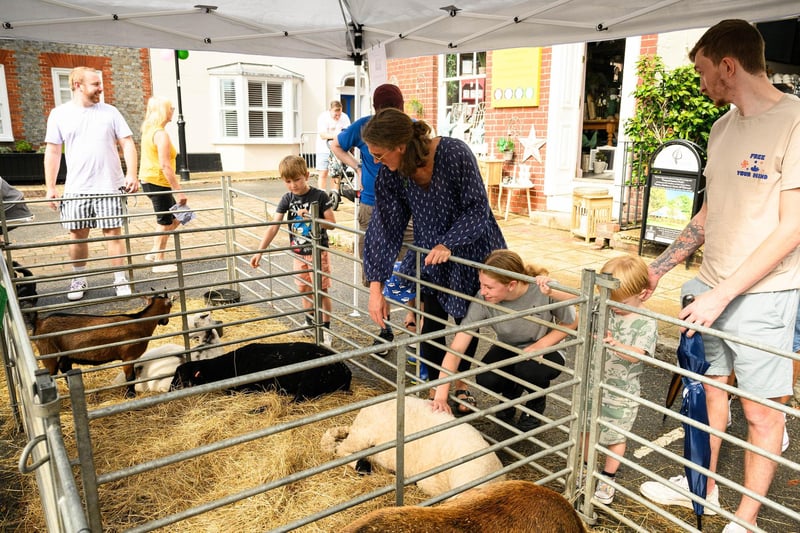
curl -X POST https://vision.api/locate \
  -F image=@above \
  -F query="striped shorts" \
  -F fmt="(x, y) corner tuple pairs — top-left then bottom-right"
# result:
(59, 193), (127, 230)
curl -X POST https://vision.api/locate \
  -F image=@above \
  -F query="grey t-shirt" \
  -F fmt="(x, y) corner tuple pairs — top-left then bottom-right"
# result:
(462, 283), (576, 349)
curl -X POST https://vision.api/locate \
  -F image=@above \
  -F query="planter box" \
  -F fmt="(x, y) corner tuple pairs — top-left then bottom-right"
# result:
(0, 153), (66, 185)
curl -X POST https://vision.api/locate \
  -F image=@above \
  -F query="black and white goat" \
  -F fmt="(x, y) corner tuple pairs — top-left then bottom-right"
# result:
(170, 341), (351, 401)
(113, 311), (224, 393)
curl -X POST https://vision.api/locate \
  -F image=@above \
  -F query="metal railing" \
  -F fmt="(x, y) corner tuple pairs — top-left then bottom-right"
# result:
(0, 177), (798, 532)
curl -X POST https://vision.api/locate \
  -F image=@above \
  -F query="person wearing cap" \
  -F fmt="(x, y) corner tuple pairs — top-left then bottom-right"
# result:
(330, 84), (415, 354)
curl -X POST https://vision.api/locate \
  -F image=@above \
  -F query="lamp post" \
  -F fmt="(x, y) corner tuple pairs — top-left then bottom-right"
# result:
(174, 50), (190, 181)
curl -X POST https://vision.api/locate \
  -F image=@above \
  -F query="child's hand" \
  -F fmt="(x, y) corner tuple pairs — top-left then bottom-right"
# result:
(535, 275), (554, 295)
(604, 330), (620, 350)
(250, 253), (262, 269)
(429, 396), (452, 415)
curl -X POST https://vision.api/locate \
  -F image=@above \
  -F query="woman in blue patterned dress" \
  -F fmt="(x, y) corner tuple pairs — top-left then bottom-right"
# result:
(361, 108), (506, 413)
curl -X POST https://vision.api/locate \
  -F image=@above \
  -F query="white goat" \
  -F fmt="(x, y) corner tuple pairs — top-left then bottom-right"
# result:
(320, 396), (505, 498)
(112, 312), (224, 393)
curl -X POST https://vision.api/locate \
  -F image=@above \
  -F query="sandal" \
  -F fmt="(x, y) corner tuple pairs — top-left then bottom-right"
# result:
(453, 389), (477, 415)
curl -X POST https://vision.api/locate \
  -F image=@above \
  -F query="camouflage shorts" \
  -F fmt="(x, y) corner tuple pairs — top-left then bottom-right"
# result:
(598, 402), (639, 446)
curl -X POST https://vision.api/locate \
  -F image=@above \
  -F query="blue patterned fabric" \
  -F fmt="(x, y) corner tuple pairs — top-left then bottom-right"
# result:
(364, 137), (506, 318)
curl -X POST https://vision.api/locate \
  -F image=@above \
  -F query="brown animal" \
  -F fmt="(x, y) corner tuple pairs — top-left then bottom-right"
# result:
(341, 480), (587, 533)
(33, 293), (172, 396)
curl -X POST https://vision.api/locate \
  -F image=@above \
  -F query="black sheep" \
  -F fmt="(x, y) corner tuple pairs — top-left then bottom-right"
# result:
(170, 341), (351, 401)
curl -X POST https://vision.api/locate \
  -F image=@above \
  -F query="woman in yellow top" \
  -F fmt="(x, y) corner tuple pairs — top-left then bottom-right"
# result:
(139, 96), (187, 273)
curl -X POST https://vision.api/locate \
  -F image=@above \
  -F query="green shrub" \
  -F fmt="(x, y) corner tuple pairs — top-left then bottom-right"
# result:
(624, 55), (727, 184)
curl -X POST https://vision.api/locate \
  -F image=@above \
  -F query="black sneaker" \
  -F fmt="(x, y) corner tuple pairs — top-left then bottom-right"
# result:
(372, 328), (394, 356)
(516, 413), (541, 432)
(496, 407), (515, 423)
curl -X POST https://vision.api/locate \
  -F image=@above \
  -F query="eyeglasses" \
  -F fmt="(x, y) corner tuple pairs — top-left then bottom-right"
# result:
(372, 148), (394, 163)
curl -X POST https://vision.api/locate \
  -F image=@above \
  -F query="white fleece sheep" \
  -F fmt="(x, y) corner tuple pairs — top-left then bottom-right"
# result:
(112, 312), (224, 393)
(321, 396), (505, 498)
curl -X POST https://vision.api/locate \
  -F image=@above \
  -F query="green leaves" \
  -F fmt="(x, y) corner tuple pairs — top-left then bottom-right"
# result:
(623, 56), (727, 184)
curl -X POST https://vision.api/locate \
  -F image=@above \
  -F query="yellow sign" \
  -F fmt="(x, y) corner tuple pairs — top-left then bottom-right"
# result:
(491, 48), (542, 108)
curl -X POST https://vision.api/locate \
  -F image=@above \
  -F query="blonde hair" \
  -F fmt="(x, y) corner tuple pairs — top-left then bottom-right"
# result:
(600, 255), (649, 301)
(140, 96), (173, 134)
(278, 155), (309, 180)
(329, 100), (343, 111)
(482, 249), (548, 284)
(68, 66), (98, 91)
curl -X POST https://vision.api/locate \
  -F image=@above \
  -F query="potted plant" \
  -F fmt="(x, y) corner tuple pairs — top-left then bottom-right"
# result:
(0, 139), (66, 185)
(593, 150), (608, 174)
(497, 137), (514, 161)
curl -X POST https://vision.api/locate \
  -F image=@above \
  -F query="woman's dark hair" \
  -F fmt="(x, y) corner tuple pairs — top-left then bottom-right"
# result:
(362, 108), (432, 177)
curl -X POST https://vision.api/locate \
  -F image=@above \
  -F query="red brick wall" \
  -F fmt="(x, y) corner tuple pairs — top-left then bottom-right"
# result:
(387, 48), (553, 214)
(388, 56), (438, 122)
(383, 37), (664, 217)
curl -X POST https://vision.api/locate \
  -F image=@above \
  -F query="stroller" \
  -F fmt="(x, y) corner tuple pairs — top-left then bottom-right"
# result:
(326, 141), (358, 211)
(1, 176), (34, 232)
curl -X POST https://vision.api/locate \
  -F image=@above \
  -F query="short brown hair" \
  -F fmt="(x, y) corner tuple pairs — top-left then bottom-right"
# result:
(689, 19), (766, 75)
(329, 100), (343, 110)
(600, 255), (649, 302)
(278, 155), (308, 180)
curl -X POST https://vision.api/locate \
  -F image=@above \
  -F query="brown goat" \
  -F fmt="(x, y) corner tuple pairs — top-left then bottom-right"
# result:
(33, 293), (172, 396)
(341, 480), (587, 533)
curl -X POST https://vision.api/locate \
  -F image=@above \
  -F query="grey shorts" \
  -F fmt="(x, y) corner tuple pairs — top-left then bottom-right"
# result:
(682, 277), (797, 398)
(316, 151), (330, 171)
(59, 193), (126, 230)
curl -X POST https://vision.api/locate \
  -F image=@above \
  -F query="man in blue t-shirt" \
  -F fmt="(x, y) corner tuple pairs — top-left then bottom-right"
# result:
(331, 84), (412, 353)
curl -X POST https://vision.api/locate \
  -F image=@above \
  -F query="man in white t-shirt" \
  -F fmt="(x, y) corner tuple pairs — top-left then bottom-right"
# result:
(315, 100), (350, 194)
(638, 20), (800, 533)
(44, 66), (139, 300)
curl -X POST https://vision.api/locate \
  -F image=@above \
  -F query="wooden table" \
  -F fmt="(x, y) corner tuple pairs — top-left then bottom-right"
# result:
(583, 119), (617, 146)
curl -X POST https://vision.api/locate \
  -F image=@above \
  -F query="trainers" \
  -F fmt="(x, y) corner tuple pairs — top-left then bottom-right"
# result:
(722, 521), (755, 533)
(516, 413), (541, 432)
(594, 479), (616, 505)
(114, 278), (132, 297)
(67, 278), (87, 301)
(322, 330), (334, 346)
(152, 264), (177, 273)
(640, 475), (718, 515)
(372, 328), (394, 356)
(496, 406), (515, 423)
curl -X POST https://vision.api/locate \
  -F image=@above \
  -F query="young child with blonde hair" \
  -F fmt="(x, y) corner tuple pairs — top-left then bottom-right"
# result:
(584, 254), (658, 504)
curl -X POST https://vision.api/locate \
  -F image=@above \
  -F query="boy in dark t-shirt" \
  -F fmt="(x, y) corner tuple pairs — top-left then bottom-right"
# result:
(250, 156), (336, 345)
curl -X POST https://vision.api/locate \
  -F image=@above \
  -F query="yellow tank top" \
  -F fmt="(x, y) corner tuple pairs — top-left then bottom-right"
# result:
(139, 126), (177, 188)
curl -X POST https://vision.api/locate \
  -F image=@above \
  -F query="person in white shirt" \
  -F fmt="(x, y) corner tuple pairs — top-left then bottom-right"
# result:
(44, 66), (139, 300)
(315, 100), (350, 194)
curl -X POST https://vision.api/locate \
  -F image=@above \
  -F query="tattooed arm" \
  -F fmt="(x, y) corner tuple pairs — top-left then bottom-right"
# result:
(642, 202), (707, 301)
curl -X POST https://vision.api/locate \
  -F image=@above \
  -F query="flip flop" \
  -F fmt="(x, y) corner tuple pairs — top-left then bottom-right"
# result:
(453, 389), (477, 416)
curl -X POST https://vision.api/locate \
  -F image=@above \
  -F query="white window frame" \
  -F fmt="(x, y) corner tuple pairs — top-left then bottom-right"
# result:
(51, 68), (104, 106)
(212, 76), (300, 143)
(0, 65), (13, 142)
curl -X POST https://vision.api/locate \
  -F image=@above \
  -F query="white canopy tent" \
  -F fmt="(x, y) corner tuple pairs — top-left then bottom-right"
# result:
(1, 0), (798, 61)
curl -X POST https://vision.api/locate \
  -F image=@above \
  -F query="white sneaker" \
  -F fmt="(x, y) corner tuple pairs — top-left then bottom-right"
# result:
(594, 479), (616, 505)
(322, 330), (333, 346)
(114, 278), (132, 297)
(67, 278), (87, 301)
(722, 521), (755, 533)
(152, 264), (177, 273)
(640, 475), (718, 515)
